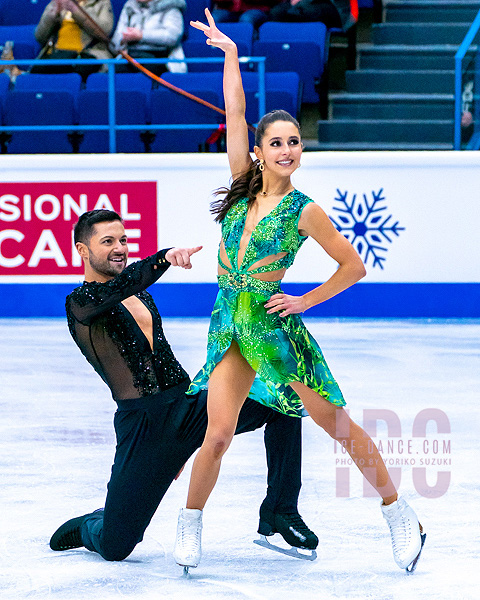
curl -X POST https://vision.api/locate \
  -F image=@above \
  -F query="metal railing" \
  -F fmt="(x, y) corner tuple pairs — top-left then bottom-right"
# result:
(454, 9), (480, 150)
(0, 56), (266, 153)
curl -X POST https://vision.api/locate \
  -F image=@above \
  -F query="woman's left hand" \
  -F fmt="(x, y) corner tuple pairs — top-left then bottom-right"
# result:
(265, 293), (308, 317)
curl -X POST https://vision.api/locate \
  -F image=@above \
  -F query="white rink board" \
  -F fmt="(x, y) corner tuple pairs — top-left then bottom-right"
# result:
(0, 151), (478, 284)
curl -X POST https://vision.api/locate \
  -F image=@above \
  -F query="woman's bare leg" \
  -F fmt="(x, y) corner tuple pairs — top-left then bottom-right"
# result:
(186, 341), (256, 510)
(290, 382), (397, 505)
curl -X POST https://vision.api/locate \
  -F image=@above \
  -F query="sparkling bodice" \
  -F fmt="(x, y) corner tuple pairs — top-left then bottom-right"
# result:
(218, 189), (313, 277)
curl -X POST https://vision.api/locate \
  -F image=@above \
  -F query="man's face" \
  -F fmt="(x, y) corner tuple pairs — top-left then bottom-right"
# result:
(81, 220), (128, 280)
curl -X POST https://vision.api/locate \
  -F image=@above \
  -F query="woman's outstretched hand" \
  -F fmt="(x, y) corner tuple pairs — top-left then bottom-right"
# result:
(190, 8), (236, 52)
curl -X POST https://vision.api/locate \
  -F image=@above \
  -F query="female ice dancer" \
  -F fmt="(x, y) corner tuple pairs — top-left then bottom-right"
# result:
(174, 9), (425, 573)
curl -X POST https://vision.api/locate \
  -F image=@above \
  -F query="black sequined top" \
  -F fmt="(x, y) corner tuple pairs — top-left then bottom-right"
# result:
(66, 249), (190, 400)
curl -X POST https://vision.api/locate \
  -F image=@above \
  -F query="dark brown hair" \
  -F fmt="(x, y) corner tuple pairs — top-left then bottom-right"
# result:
(74, 209), (123, 244)
(211, 110), (301, 223)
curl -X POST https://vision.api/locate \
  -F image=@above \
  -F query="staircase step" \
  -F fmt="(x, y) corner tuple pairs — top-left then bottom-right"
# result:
(372, 23), (472, 45)
(358, 45), (476, 70)
(385, 2), (480, 23)
(312, 3), (472, 150)
(330, 93), (454, 119)
(345, 69), (455, 93)
(304, 140), (454, 151)
(317, 119), (453, 143)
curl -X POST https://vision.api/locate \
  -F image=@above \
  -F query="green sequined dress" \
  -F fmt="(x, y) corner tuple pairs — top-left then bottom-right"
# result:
(187, 189), (346, 417)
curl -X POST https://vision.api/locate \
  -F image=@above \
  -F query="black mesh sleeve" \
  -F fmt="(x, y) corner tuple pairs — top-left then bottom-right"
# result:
(67, 249), (172, 325)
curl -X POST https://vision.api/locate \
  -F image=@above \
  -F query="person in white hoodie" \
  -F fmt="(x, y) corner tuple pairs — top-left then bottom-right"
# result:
(111, 0), (187, 74)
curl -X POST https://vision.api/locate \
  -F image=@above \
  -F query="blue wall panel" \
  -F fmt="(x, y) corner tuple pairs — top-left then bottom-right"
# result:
(1, 283), (479, 318)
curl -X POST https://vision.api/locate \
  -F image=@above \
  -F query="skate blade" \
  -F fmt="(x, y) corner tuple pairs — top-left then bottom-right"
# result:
(254, 535), (317, 561)
(406, 532), (427, 574)
(179, 564), (198, 577)
(175, 560), (198, 576)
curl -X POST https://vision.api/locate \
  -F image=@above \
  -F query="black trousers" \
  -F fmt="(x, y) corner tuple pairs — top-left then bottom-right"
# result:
(80, 381), (302, 561)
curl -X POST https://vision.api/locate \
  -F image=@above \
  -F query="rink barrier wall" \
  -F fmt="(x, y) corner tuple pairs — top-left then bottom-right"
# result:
(0, 152), (478, 318)
(1, 283), (478, 318)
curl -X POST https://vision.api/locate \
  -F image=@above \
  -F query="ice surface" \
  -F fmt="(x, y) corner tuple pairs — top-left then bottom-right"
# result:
(0, 318), (479, 600)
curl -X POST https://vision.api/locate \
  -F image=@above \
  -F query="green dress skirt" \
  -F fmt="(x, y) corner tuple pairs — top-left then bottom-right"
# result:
(187, 275), (346, 418)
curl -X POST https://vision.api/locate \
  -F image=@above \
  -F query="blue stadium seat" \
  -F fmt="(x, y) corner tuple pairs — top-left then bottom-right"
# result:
(162, 71), (223, 99)
(0, 24), (40, 59)
(5, 72), (81, 153)
(253, 22), (327, 103)
(256, 21), (328, 50)
(184, 22), (253, 72)
(0, 75), (9, 129)
(0, 77), (7, 152)
(184, 0), (211, 31)
(77, 89), (149, 153)
(150, 77), (223, 152)
(82, 74), (154, 152)
(183, 39), (252, 72)
(160, 71), (300, 150)
(241, 71), (302, 124)
(186, 20), (253, 48)
(5, 42), (38, 60)
(85, 72), (153, 94)
(4, 90), (76, 153)
(14, 72), (83, 96)
(0, 0), (49, 26)
(183, 41), (251, 72)
(0, 73), (9, 99)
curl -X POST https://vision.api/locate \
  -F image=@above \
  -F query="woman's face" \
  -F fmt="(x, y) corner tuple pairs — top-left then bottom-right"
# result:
(256, 120), (302, 177)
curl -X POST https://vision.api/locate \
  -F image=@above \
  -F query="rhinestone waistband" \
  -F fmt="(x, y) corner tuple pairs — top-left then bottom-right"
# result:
(218, 273), (281, 294)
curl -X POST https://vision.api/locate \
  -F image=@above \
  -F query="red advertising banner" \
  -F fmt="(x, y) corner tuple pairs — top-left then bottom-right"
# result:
(0, 181), (157, 276)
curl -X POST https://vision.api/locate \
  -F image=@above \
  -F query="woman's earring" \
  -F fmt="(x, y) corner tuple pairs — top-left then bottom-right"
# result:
(259, 159), (265, 172)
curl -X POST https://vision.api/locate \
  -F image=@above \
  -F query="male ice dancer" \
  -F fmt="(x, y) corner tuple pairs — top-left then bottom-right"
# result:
(49, 209), (318, 562)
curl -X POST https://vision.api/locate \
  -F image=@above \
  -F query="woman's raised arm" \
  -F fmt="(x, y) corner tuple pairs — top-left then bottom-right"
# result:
(191, 9), (253, 179)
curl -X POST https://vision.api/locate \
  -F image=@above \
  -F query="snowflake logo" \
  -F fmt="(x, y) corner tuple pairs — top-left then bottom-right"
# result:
(329, 189), (405, 269)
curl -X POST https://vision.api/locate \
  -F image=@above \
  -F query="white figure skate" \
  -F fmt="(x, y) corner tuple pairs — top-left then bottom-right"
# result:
(173, 508), (203, 575)
(382, 497), (426, 573)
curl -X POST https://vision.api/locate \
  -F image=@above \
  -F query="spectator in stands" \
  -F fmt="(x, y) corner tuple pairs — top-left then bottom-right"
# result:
(33, 0), (114, 79)
(111, 0), (187, 75)
(211, 0), (279, 30)
(461, 77), (475, 144)
(269, 0), (348, 28)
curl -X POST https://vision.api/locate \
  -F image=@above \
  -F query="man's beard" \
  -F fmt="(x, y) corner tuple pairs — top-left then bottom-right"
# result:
(87, 249), (126, 278)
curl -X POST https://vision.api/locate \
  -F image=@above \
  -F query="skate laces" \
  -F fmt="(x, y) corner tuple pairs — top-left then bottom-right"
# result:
(178, 515), (202, 554)
(387, 513), (411, 555)
(383, 502), (416, 560)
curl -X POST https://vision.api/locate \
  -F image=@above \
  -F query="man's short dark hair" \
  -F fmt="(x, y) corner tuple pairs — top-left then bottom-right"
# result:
(74, 210), (123, 245)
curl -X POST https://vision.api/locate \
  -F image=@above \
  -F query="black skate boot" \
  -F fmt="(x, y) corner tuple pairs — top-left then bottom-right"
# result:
(258, 505), (319, 550)
(49, 509), (103, 551)
(255, 505), (318, 560)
